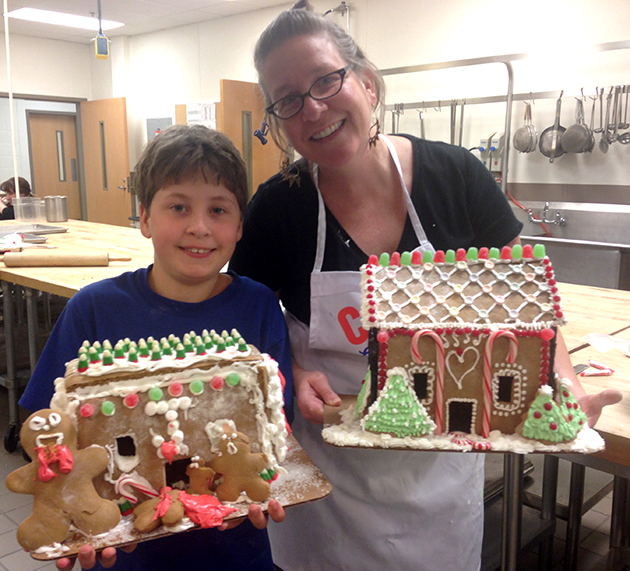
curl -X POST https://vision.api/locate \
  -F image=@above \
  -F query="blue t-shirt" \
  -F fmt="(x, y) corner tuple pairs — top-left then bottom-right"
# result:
(19, 268), (293, 571)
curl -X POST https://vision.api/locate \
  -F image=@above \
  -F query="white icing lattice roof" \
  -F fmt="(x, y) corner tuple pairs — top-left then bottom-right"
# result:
(360, 254), (565, 331)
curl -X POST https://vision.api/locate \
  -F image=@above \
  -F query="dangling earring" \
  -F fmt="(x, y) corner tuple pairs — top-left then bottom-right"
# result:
(280, 156), (301, 188)
(368, 118), (381, 148)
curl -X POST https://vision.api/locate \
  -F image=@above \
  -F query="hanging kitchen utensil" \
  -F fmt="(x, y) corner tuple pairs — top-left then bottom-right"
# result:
(539, 91), (566, 162)
(610, 86), (621, 143)
(599, 88), (613, 154)
(563, 97), (590, 153)
(458, 100), (465, 146)
(620, 85), (630, 130)
(450, 100), (457, 145)
(585, 94), (597, 152)
(513, 103), (534, 153)
(594, 87), (604, 133)
(418, 107), (426, 139)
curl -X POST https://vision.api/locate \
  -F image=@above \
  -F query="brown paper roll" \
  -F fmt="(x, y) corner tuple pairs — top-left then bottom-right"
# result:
(3, 252), (131, 267)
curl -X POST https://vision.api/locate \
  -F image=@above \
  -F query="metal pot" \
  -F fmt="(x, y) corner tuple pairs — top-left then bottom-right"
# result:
(539, 92), (566, 163)
(44, 195), (68, 222)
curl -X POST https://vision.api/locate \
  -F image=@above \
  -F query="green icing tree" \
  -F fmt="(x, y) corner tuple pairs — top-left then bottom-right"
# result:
(363, 373), (435, 437)
(522, 387), (575, 443)
(558, 380), (588, 433)
(355, 371), (371, 419)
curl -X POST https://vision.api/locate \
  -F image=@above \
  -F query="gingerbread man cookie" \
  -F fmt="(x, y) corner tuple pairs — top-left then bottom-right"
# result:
(210, 429), (271, 502)
(5, 409), (121, 551)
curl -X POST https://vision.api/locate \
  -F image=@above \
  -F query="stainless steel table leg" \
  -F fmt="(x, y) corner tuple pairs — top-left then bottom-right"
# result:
(2, 281), (20, 452)
(539, 455), (559, 570)
(25, 287), (40, 373)
(564, 462), (586, 571)
(502, 453), (524, 571)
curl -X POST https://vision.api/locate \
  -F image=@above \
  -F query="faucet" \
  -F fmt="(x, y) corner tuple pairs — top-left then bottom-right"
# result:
(528, 202), (566, 226)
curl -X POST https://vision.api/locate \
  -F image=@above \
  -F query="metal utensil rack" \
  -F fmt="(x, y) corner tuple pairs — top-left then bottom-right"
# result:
(381, 39), (630, 195)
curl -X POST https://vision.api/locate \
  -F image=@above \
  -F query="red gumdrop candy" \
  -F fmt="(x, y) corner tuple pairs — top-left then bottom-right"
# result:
(411, 250), (423, 264)
(478, 247), (489, 259)
(522, 245), (533, 258)
(456, 248), (467, 261)
(367, 255), (378, 266)
(433, 250), (445, 263)
(500, 246), (512, 260)
(390, 252), (401, 266)
(377, 331), (390, 343)
(540, 328), (555, 341)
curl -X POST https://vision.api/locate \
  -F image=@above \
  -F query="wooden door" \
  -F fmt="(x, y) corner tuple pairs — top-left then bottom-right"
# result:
(28, 113), (81, 219)
(80, 98), (131, 226)
(217, 80), (283, 197)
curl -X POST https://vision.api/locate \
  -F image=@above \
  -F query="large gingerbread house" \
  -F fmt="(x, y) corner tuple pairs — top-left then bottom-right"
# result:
(348, 244), (593, 451)
(50, 330), (289, 509)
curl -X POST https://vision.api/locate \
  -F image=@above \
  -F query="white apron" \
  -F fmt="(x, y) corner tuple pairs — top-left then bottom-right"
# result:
(269, 136), (484, 571)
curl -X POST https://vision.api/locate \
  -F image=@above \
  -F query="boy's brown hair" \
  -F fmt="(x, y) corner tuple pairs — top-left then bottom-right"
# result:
(133, 125), (248, 216)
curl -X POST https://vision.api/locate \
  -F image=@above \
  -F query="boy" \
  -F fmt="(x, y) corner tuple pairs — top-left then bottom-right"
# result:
(19, 125), (292, 571)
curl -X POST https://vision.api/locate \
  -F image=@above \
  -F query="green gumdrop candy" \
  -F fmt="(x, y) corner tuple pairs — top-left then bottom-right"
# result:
(400, 251), (412, 266)
(444, 249), (456, 263)
(489, 247), (500, 259)
(378, 253), (390, 267)
(422, 250), (434, 263)
(533, 244), (546, 258)
(511, 244), (523, 260)
(466, 247), (478, 260)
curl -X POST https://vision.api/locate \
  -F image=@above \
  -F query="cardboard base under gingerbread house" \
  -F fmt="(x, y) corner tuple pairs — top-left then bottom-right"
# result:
(323, 395), (605, 454)
(31, 435), (331, 561)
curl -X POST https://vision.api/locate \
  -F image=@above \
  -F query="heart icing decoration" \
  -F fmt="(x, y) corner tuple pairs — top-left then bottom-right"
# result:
(445, 347), (480, 390)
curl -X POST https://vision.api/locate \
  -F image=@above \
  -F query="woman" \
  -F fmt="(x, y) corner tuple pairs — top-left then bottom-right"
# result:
(0, 176), (33, 220)
(231, 2), (620, 569)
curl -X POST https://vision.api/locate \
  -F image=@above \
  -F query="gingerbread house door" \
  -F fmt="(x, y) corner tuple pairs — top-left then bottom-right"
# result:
(446, 400), (477, 434)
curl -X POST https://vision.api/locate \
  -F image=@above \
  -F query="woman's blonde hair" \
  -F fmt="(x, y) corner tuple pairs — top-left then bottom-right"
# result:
(254, 0), (385, 153)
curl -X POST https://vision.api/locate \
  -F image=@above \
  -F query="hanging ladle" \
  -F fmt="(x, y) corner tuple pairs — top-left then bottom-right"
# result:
(599, 88), (613, 154)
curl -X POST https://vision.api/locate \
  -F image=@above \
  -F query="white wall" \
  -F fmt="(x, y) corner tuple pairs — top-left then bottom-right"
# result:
(1, 0), (629, 185)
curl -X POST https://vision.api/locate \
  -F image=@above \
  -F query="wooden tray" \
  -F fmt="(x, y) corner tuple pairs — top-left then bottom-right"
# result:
(31, 435), (331, 561)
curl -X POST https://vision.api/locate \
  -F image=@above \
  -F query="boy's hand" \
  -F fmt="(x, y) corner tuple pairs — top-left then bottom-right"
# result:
(293, 365), (341, 424)
(56, 543), (137, 570)
(218, 499), (286, 531)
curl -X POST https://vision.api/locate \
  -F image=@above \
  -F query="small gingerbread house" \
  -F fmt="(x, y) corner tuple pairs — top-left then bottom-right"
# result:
(50, 330), (289, 510)
(357, 244), (577, 443)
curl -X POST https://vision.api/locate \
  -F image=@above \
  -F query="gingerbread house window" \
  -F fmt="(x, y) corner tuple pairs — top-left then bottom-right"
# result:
(497, 376), (514, 403)
(413, 371), (429, 400)
(113, 434), (140, 473)
(407, 365), (435, 405)
(165, 458), (192, 489)
(116, 436), (136, 457)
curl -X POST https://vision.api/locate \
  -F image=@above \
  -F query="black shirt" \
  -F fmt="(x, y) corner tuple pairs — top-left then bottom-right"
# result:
(231, 135), (523, 325)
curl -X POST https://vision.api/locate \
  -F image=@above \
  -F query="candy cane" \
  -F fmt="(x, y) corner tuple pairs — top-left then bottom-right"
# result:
(115, 473), (159, 504)
(411, 330), (445, 435)
(482, 330), (518, 438)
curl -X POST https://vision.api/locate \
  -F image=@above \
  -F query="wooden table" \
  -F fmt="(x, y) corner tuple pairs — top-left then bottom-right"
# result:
(0, 220), (153, 451)
(558, 281), (630, 570)
(559, 282), (630, 354)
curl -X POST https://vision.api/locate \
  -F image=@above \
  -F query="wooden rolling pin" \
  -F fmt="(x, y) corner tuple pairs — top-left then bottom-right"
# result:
(3, 252), (132, 267)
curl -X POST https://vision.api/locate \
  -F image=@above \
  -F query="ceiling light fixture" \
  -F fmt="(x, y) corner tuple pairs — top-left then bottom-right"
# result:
(7, 7), (124, 31)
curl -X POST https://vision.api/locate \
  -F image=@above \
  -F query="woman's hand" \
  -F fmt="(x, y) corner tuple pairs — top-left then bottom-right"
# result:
(56, 544), (137, 570)
(579, 390), (623, 428)
(294, 363), (341, 424)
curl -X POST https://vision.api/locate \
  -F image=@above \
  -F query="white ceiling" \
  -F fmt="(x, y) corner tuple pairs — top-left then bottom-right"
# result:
(1, 0), (289, 43)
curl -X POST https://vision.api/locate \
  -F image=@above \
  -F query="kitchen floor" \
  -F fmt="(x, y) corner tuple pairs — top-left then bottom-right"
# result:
(0, 386), (625, 571)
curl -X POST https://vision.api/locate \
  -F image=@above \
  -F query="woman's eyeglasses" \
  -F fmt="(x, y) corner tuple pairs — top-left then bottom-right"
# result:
(266, 64), (353, 120)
